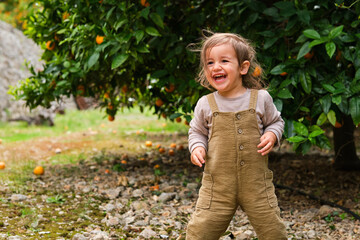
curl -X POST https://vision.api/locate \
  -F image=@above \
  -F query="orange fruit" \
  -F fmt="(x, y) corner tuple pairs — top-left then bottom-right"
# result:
(145, 141), (152, 147)
(159, 147), (166, 153)
(105, 169), (110, 174)
(54, 33), (60, 41)
(177, 144), (184, 151)
(155, 99), (164, 107)
(96, 35), (104, 45)
(0, 162), (5, 169)
(168, 149), (175, 156)
(170, 143), (176, 148)
(175, 117), (182, 123)
(121, 85), (128, 93)
(108, 115), (115, 121)
(280, 72), (288, 76)
(99, 0), (103, 3)
(252, 66), (261, 77)
(141, 0), (150, 7)
(33, 166), (44, 175)
(304, 51), (314, 59)
(156, 144), (161, 148)
(150, 185), (159, 191)
(46, 41), (55, 51)
(121, 160), (127, 164)
(161, 113), (167, 119)
(104, 92), (110, 99)
(165, 84), (175, 93)
(108, 103), (114, 110)
(62, 11), (70, 20)
(184, 120), (189, 126)
(334, 121), (342, 128)
(154, 164), (160, 169)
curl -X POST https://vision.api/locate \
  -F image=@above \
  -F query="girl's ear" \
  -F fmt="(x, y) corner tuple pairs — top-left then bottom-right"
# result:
(239, 60), (250, 75)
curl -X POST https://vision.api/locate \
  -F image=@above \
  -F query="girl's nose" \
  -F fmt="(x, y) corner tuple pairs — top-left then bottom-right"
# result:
(213, 62), (221, 70)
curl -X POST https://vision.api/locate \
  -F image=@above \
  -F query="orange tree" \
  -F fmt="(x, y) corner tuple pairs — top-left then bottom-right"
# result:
(0, 0), (33, 29)
(10, 0), (360, 170)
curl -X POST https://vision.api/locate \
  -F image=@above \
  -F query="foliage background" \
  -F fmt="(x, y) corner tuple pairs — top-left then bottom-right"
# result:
(4, 0), (360, 155)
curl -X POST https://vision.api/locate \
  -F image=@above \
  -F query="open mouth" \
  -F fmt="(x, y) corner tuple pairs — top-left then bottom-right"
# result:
(213, 74), (227, 81)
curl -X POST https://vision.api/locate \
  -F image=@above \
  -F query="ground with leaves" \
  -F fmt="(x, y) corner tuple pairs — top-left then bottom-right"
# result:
(0, 130), (360, 240)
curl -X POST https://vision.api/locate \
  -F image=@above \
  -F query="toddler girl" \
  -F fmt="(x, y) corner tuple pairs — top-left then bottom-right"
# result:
(186, 32), (287, 240)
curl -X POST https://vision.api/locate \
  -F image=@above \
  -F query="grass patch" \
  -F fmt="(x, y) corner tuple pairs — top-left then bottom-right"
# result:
(0, 107), (189, 187)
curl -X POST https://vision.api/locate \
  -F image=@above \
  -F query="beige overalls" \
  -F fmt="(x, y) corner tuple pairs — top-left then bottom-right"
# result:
(186, 90), (287, 240)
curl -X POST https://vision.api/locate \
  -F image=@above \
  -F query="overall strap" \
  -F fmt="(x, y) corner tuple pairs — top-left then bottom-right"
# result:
(206, 93), (219, 113)
(249, 89), (258, 110)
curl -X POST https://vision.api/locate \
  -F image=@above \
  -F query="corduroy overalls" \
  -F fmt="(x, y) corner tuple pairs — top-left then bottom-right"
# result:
(186, 90), (287, 240)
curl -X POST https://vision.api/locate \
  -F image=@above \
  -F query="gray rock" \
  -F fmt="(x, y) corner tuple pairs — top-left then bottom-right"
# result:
(186, 183), (198, 190)
(104, 203), (116, 212)
(106, 216), (120, 227)
(105, 188), (121, 199)
(317, 205), (334, 218)
(158, 192), (176, 203)
(7, 236), (23, 240)
(307, 229), (316, 238)
(139, 227), (157, 239)
(10, 194), (27, 202)
(132, 189), (144, 198)
(72, 233), (88, 240)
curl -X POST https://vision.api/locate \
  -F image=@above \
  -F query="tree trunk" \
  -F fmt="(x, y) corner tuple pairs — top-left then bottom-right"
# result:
(333, 114), (360, 170)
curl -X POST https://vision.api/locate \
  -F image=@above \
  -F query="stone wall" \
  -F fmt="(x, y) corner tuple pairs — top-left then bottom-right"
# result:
(0, 21), (76, 123)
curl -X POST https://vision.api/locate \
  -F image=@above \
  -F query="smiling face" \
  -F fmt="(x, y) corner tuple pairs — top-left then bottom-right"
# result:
(204, 43), (250, 98)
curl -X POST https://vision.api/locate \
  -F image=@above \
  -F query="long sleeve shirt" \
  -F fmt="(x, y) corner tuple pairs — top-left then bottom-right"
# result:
(188, 88), (284, 153)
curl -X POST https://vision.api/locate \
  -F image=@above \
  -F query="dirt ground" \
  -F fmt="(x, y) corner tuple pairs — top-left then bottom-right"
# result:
(0, 130), (359, 239)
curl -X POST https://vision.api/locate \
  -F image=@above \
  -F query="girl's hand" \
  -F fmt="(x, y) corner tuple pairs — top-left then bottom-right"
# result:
(257, 132), (277, 156)
(191, 146), (206, 167)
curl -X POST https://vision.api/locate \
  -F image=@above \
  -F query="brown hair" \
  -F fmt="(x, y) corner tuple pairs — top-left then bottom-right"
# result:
(195, 32), (266, 91)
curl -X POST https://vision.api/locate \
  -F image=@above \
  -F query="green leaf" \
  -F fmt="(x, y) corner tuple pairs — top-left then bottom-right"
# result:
(150, 13), (164, 29)
(297, 42), (311, 60)
(277, 88), (293, 99)
(325, 42), (336, 58)
(264, 37), (279, 49)
(332, 95), (342, 105)
(169, 112), (182, 120)
(145, 27), (161, 36)
(316, 112), (327, 126)
(300, 106), (310, 112)
(87, 52), (99, 70)
(327, 110), (336, 126)
(136, 45), (150, 53)
(329, 25), (343, 39)
(141, 7), (150, 19)
(309, 38), (327, 48)
(287, 136), (307, 143)
(322, 84), (335, 93)
(297, 10), (310, 24)
(320, 95), (332, 114)
(309, 130), (325, 138)
(270, 64), (286, 74)
(134, 30), (144, 44)
(349, 97), (360, 125)
(303, 29), (321, 39)
(273, 98), (283, 112)
(355, 69), (360, 80)
(299, 72), (312, 94)
(111, 54), (128, 69)
(294, 121), (308, 136)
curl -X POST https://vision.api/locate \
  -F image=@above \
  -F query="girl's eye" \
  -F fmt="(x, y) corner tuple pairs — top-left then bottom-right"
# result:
(222, 59), (229, 63)
(207, 61), (213, 65)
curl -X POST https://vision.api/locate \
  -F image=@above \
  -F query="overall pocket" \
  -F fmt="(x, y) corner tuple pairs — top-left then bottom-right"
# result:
(264, 170), (278, 208)
(196, 172), (213, 209)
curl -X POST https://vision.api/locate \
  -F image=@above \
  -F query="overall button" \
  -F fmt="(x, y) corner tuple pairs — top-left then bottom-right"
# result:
(249, 109), (255, 114)
(213, 112), (218, 117)
(237, 128), (243, 134)
(236, 113), (241, 120)
(239, 145), (244, 150)
(240, 161), (245, 166)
